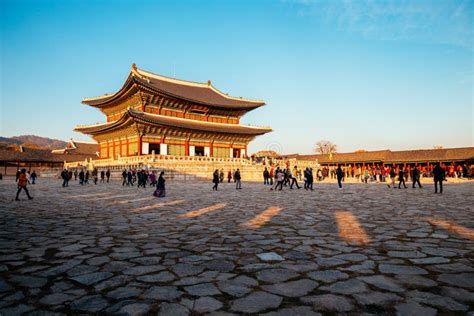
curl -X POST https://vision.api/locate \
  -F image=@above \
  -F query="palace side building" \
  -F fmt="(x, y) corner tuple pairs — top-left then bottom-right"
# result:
(75, 64), (271, 160)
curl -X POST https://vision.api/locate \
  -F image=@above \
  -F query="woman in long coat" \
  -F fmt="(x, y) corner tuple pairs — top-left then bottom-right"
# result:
(154, 171), (166, 197)
(212, 169), (219, 191)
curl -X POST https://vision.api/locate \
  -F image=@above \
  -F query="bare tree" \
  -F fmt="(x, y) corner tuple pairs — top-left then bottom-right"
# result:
(315, 140), (337, 154)
(433, 145), (444, 149)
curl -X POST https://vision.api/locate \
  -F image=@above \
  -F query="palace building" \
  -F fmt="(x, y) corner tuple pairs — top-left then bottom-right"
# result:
(75, 64), (272, 159)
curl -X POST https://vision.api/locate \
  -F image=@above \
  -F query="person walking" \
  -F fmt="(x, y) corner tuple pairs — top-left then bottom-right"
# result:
(433, 162), (445, 194)
(212, 169), (220, 191)
(15, 169), (33, 201)
(269, 166), (274, 185)
(227, 170), (232, 183)
(398, 167), (407, 189)
(336, 165), (344, 189)
(219, 169), (224, 183)
(106, 169), (111, 183)
(74, 170), (78, 181)
(290, 166), (301, 189)
(153, 171), (166, 197)
(100, 170), (105, 183)
(85, 171), (90, 184)
(122, 169), (127, 186)
(61, 169), (69, 187)
(387, 167), (396, 188)
(92, 168), (98, 185)
(234, 169), (242, 190)
(31, 170), (37, 184)
(412, 165), (423, 188)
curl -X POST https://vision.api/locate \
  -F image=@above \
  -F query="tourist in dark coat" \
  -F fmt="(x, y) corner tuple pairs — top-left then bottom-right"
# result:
(100, 170), (105, 183)
(398, 167), (407, 189)
(106, 169), (111, 183)
(212, 169), (219, 191)
(79, 170), (85, 185)
(61, 169), (69, 187)
(122, 170), (127, 186)
(412, 166), (422, 188)
(234, 169), (242, 190)
(433, 163), (445, 194)
(153, 171), (166, 197)
(31, 171), (37, 184)
(336, 165), (344, 189)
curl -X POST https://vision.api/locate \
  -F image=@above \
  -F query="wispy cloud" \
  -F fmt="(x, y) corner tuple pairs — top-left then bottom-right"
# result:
(283, 0), (473, 49)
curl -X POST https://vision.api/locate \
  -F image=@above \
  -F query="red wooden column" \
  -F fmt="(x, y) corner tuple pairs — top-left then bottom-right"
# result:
(138, 136), (142, 156)
(210, 141), (214, 157)
(126, 138), (129, 156)
(185, 139), (190, 156)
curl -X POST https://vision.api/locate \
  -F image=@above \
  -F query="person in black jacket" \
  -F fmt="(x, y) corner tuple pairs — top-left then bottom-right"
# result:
(122, 169), (127, 186)
(106, 169), (111, 183)
(433, 162), (445, 193)
(412, 165), (422, 188)
(263, 167), (269, 185)
(398, 167), (407, 189)
(212, 169), (219, 191)
(234, 169), (242, 190)
(336, 165), (344, 189)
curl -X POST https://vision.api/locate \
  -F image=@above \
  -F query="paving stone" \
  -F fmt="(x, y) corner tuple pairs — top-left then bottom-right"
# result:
(261, 306), (321, 316)
(106, 286), (142, 299)
(194, 296), (224, 313)
(395, 301), (437, 316)
(117, 302), (151, 316)
(0, 279), (13, 292)
(39, 293), (72, 305)
(437, 273), (474, 289)
(379, 264), (428, 275)
(94, 275), (133, 291)
(409, 256), (450, 264)
(320, 279), (369, 294)
(333, 253), (368, 262)
(172, 263), (205, 277)
(307, 270), (349, 283)
(159, 302), (189, 316)
(217, 280), (252, 297)
(394, 275), (437, 288)
(136, 271), (176, 283)
(9, 275), (47, 288)
(39, 259), (82, 277)
(0, 304), (34, 315)
(358, 275), (405, 292)
(301, 294), (354, 312)
(441, 286), (474, 303)
(256, 268), (299, 283)
(230, 291), (282, 313)
(353, 291), (403, 306)
(143, 286), (183, 301)
(70, 295), (108, 312)
(263, 279), (318, 297)
(123, 265), (165, 275)
(387, 251), (426, 258)
(257, 252), (285, 262)
(407, 290), (469, 311)
(427, 262), (474, 273)
(184, 282), (221, 296)
(70, 271), (113, 285)
(205, 259), (236, 272)
(316, 257), (346, 267)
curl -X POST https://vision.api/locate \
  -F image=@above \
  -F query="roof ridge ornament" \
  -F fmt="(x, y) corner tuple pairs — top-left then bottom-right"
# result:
(207, 80), (211, 86)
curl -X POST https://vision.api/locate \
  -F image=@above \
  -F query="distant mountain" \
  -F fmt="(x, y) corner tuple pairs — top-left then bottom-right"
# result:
(0, 135), (67, 150)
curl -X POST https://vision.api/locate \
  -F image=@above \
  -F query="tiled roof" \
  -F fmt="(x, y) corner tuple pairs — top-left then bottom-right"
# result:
(82, 64), (265, 110)
(0, 148), (96, 163)
(75, 109), (272, 136)
(288, 147), (474, 164)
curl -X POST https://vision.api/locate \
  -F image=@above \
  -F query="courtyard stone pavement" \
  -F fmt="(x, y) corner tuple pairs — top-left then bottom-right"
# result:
(0, 178), (473, 315)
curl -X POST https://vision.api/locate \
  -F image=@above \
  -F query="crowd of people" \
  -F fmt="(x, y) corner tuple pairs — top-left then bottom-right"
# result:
(10, 160), (471, 201)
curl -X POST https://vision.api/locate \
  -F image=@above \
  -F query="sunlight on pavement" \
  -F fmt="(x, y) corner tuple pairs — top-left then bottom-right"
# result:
(70, 192), (110, 198)
(427, 217), (474, 241)
(335, 211), (370, 245)
(110, 197), (155, 205)
(241, 206), (283, 229)
(131, 199), (186, 212)
(179, 203), (226, 218)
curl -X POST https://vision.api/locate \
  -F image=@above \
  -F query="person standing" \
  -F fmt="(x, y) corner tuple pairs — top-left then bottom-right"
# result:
(234, 169), (242, 190)
(79, 169), (85, 185)
(30, 170), (37, 184)
(100, 170), (105, 183)
(412, 165), (423, 188)
(227, 170), (232, 183)
(92, 168), (98, 185)
(127, 170), (133, 186)
(212, 169), (219, 191)
(263, 167), (269, 185)
(433, 162), (445, 194)
(153, 171), (166, 197)
(336, 165), (344, 189)
(74, 170), (78, 181)
(398, 167), (407, 189)
(106, 169), (111, 183)
(269, 166), (274, 185)
(85, 170), (90, 184)
(219, 169), (224, 183)
(15, 169), (33, 201)
(387, 167), (396, 188)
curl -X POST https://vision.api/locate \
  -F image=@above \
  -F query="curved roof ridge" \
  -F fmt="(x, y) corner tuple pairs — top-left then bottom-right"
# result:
(134, 65), (265, 104)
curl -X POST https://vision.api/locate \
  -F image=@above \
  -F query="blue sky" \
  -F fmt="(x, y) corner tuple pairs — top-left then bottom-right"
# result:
(1, 0), (472, 154)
